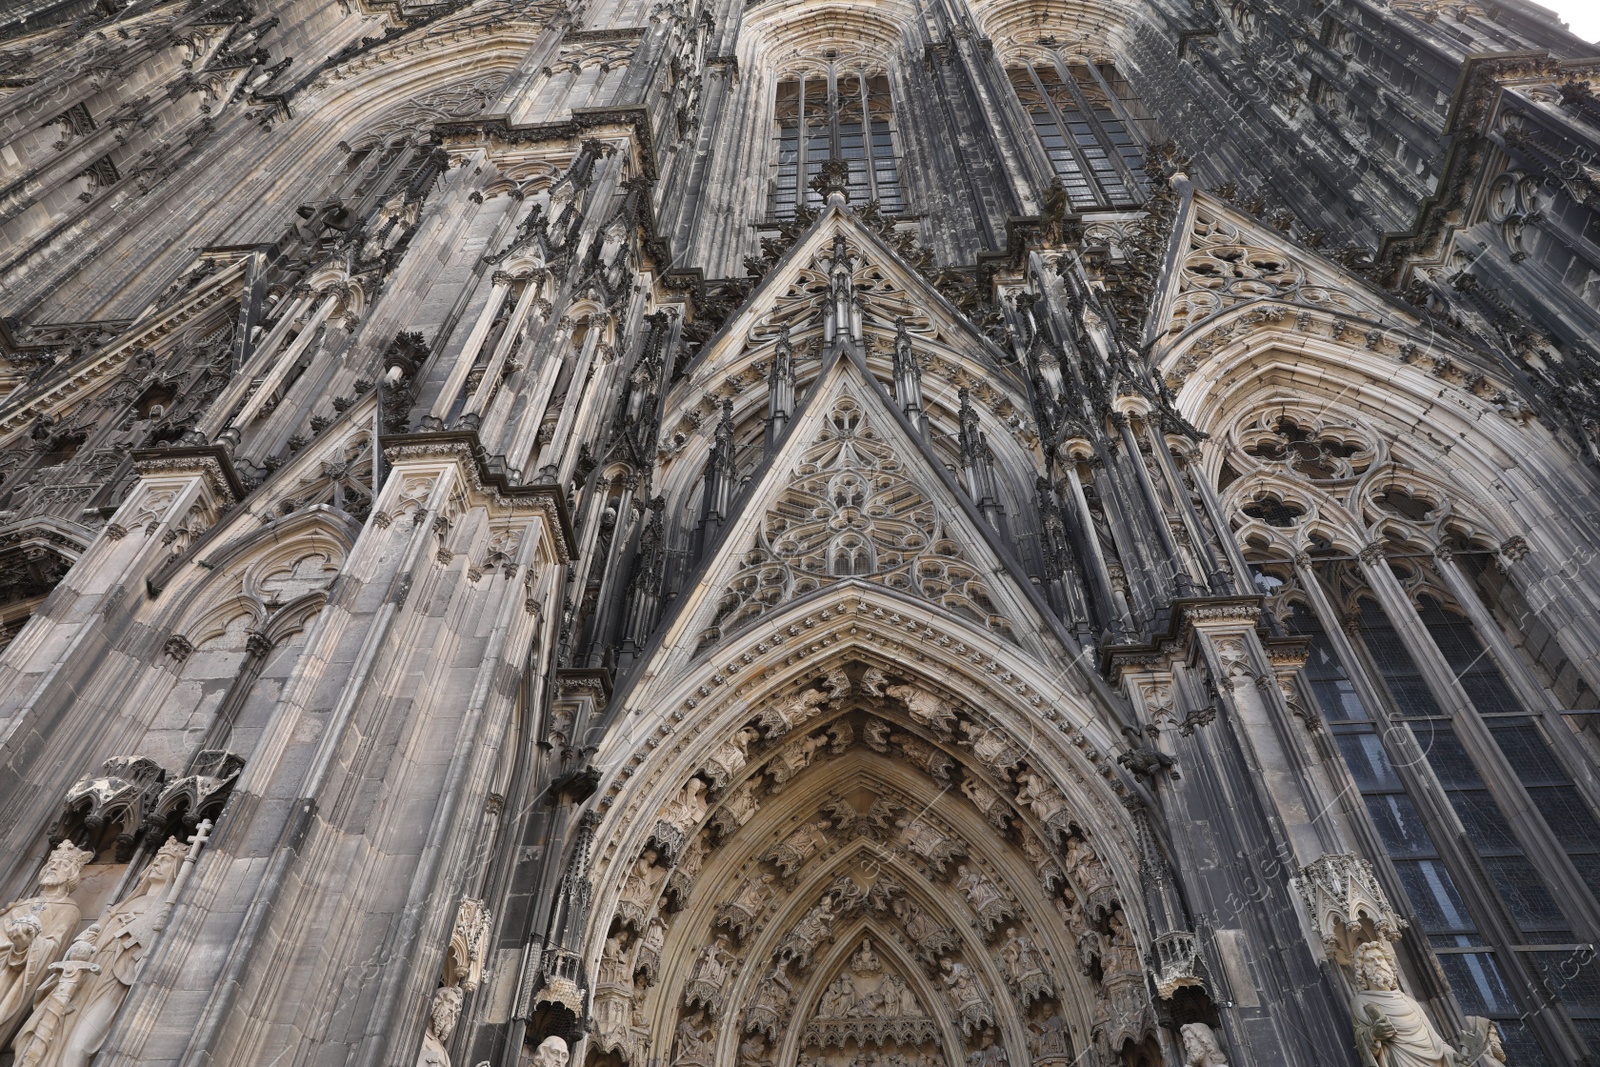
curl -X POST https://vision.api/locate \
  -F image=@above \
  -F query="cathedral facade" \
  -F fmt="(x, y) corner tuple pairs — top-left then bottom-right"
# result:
(0, 0), (1598, 1063)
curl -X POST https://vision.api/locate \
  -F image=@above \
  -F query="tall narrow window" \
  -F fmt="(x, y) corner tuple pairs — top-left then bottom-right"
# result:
(1008, 60), (1148, 210)
(772, 68), (904, 219)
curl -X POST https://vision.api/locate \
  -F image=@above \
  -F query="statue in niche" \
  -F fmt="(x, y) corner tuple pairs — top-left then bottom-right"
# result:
(885, 684), (959, 733)
(716, 873), (776, 940)
(616, 849), (664, 931)
(415, 986), (462, 1067)
(597, 930), (633, 987)
(999, 928), (1052, 1004)
(743, 963), (794, 1039)
(704, 728), (759, 791)
(767, 733), (828, 790)
(939, 957), (994, 1035)
(531, 1036), (570, 1067)
(1349, 940), (1455, 1067)
(960, 721), (1023, 775)
(755, 688), (828, 738)
(967, 1032), (1007, 1067)
(777, 894), (839, 968)
(1031, 1012), (1071, 1065)
(1020, 834), (1064, 894)
(1180, 1023), (1230, 1066)
(896, 816), (964, 874)
(1062, 837), (1117, 918)
(1014, 770), (1071, 839)
(954, 864), (1014, 933)
(673, 1011), (714, 1067)
(11, 838), (185, 1067)
(891, 733), (953, 780)
(959, 775), (1010, 829)
(737, 1032), (772, 1067)
(711, 781), (760, 838)
(635, 916), (667, 985)
(890, 898), (956, 963)
(768, 817), (832, 876)
(1101, 912), (1140, 978)
(683, 935), (738, 1013)
(0, 842), (92, 1038)
(654, 778), (710, 859)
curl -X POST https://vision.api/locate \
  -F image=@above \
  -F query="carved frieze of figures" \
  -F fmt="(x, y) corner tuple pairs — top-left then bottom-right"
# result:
(767, 818), (833, 876)
(1014, 769), (1074, 844)
(954, 864), (1015, 934)
(703, 728), (758, 791)
(767, 733), (829, 791)
(939, 957), (995, 1036)
(652, 778), (710, 862)
(682, 935), (739, 1014)
(959, 721), (1024, 776)
(1349, 940), (1454, 1067)
(615, 849), (666, 932)
(890, 897), (958, 965)
(0, 842), (93, 1039)
(1063, 835), (1119, 920)
(710, 781), (760, 839)
(999, 928), (1053, 1005)
(1180, 1023), (1230, 1066)
(804, 939), (937, 1048)
(12, 837), (189, 1067)
(896, 816), (966, 875)
(715, 873), (776, 941)
(754, 688), (829, 738)
(885, 684), (960, 733)
(742, 963), (795, 1040)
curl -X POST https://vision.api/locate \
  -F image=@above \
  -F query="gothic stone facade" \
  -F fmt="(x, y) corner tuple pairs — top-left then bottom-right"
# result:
(0, 0), (1598, 1065)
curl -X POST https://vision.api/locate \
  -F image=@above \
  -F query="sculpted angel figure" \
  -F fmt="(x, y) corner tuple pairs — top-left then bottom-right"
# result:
(939, 957), (994, 1035)
(999, 928), (1052, 1003)
(0, 842), (92, 1038)
(1349, 941), (1454, 1067)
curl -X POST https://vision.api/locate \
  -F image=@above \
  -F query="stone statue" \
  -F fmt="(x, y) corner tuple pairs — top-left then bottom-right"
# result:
(0, 842), (92, 1039)
(597, 930), (633, 986)
(1350, 941), (1454, 1067)
(1101, 911), (1140, 977)
(715, 873), (776, 940)
(1456, 1017), (1505, 1065)
(682, 934), (738, 1014)
(1180, 1023), (1230, 1066)
(885, 684), (959, 733)
(12, 927), (100, 1067)
(999, 928), (1052, 1004)
(767, 818), (832, 876)
(704, 728), (758, 790)
(531, 1036), (570, 1067)
(939, 957), (994, 1035)
(653, 778), (710, 859)
(416, 985), (463, 1067)
(10, 837), (186, 1067)
(955, 864), (1014, 933)
(616, 849), (664, 931)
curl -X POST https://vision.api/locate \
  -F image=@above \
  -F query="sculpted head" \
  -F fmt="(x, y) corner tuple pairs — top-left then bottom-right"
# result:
(533, 1035), (570, 1067)
(1179, 1023), (1226, 1066)
(1354, 941), (1399, 992)
(429, 985), (464, 1041)
(38, 840), (94, 895)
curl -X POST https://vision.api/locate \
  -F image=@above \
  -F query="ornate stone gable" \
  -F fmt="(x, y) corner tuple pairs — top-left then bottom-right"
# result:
(680, 350), (1030, 657)
(704, 387), (1011, 650)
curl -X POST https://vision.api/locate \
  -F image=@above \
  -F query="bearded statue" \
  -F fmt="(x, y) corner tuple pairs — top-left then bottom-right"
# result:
(531, 1035), (570, 1067)
(1350, 941), (1454, 1067)
(418, 985), (464, 1067)
(0, 842), (92, 1041)
(1180, 1023), (1230, 1066)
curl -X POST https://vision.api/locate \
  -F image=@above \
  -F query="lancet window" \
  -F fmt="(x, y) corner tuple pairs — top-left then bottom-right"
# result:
(772, 66), (904, 219)
(1006, 59), (1148, 210)
(1225, 408), (1600, 1063)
